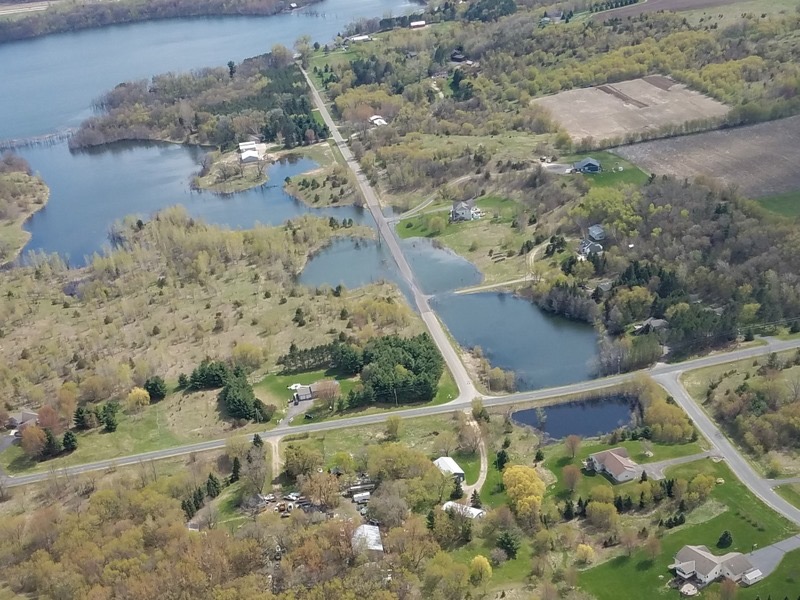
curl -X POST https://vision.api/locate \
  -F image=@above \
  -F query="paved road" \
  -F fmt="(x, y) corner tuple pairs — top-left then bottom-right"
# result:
(769, 477), (800, 487)
(656, 370), (800, 526)
(642, 451), (714, 480)
(746, 533), (800, 576)
(5, 338), (800, 489)
(301, 66), (478, 405)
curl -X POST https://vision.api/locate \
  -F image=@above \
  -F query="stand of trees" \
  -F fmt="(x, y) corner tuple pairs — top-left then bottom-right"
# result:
(70, 51), (328, 150)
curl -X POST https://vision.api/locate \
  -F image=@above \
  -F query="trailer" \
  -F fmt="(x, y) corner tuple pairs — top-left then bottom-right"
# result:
(353, 492), (371, 505)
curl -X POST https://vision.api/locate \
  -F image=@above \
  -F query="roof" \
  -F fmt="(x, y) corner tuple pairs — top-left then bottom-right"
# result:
(742, 568), (763, 582)
(579, 240), (604, 256)
(238, 141), (257, 151)
(240, 149), (260, 161)
(8, 409), (38, 424)
(352, 524), (383, 552)
(589, 447), (638, 479)
(672, 545), (754, 578)
(575, 157), (601, 170)
(442, 501), (486, 519)
(434, 456), (465, 476)
(587, 224), (606, 240)
(409, 20), (426, 27)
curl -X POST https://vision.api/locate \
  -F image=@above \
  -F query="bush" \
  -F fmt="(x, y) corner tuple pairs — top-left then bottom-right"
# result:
(717, 530), (733, 548)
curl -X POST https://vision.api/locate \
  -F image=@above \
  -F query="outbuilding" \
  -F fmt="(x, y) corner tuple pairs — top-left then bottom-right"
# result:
(409, 20), (426, 29)
(352, 524), (384, 559)
(240, 149), (260, 164)
(573, 157), (602, 174)
(442, 501), (485, 519)
(434, 456), (465, 483)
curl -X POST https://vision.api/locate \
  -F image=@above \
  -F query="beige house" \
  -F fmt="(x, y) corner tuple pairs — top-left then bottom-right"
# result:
(670, 545), (761, 586)
(585, 447), (641, 483)
(7, 409), (38, 437)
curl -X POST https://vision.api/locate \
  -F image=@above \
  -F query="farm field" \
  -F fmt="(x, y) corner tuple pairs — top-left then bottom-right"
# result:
(614, 115), (800, 199)
(532, 76), (728, 142)
(594, 0), (749, 19)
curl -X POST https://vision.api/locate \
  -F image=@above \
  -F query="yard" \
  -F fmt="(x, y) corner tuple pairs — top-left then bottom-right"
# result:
(776, 484), (800, 510)
(579, 460), (798, 600)
(756, 190), (800, 218)
(566, 151), (650, 188)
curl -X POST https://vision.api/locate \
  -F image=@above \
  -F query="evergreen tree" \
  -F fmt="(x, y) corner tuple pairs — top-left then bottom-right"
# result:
(640, 470), (648, 482)
(495, 449), (509, 471)
(426, 508), (435, 531)
(497, 531), (520, 559)
(181, 498), (196, 519)
(62, 430), (78, 452)
(450, 479), (464, 500)
(717, 530), (733, 548)
(470, 489), (482, 508)
(563, 499), (575, 520)
(43, 428), (62, 457)
(73, 406), (90, 430)
(103, 410), (118, 433)
(206, 473), (222, 498)
(534, 448), (544, 462)
(252, 433), (264, 448)
(144, 376), (168, 401)
(231, 457), (241, 483)
(192, 487), (205, 510)
(178, 373), (189, 388)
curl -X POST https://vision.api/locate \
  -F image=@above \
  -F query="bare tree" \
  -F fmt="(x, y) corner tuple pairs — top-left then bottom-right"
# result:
(786, 372), (800, 402)
(0, 477), (10, 502)
(434, 430), (457, 457)
(565, 434), (582, 458)
(458, 420), (481, 454)
(243, 449), (269, 495)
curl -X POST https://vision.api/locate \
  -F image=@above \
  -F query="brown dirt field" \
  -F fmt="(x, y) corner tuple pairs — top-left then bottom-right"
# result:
(533, 77), (729, 142)
(593, 0), (741, 19)
(613, 115), (800, 198)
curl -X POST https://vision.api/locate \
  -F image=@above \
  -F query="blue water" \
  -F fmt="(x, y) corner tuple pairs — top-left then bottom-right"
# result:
(513, 396), (634, 439)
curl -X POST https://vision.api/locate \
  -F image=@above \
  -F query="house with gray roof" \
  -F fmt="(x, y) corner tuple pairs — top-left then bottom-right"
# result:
(670, 545), (760, 586)
(573, 157), (601, 174)
(586, 447), (641, 483)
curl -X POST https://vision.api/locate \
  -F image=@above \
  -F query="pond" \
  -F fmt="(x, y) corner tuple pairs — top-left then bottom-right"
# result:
(21, 144), (368, 264)
(431, 292), (598, 391)
(298, 236), (482, 298)
(513, 395), (635, 439)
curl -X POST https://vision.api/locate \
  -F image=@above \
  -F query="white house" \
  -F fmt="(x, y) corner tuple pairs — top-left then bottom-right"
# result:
(352, 524), (384, 559)
(434, 456), (465, 483)
(349, 34), (372, 43)
(585, 447), (641, 483)
(238, 141), (258, 153)
(670, 545), (758, 586)
(240, 149), (260, 164)
(442, 501), (485, 519)
(450, 200), (480, 223)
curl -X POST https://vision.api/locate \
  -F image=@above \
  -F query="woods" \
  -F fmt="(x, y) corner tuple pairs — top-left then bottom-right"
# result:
(0, 151), (49, 263)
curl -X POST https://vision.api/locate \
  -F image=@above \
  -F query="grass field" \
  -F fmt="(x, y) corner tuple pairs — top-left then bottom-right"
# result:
(732, 548), (800, 600)
(776, 484), (800, 509)
(568, 151), (650, 187)
(756, 190), (800, 218)
(681, 0), (800, 23)
(579, 460), (798, 600)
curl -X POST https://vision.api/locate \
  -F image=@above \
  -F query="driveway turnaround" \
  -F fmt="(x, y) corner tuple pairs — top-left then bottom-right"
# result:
(747, 534), (800, 576)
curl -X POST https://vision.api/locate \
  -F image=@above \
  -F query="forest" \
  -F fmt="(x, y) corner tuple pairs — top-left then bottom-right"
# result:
(70, 50), (328, 150)
(0, 0), (318, 44)
(0, 151), (49, 264)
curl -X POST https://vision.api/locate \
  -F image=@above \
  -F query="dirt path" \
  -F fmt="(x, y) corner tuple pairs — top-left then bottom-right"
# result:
(0, 0), (54, 16)
(268, 436), (282, 486)
(462, 413), (488, 499)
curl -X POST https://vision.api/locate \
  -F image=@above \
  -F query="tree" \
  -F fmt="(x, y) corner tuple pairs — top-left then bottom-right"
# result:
(103, 409), (118, 432)
(42, 428), (62, 458)
(366, 481), (408, 528)
(717, 530), (733, 549)
(565, 434), (581, 458)
(125, 387), (150, 412)
(62, 430), (78, 452)
(37, 405), (61, 434)
(535, 448), (545, 463)
(143, 376), (167, 401)
(450, 479), (464, 500)
(434, 430), (457, 457)
(562, 464), (582, 493)
(586, 502), (619, 531)
(385, 415), (402, 440)
(495, 449), (509, 471)
(496, 531), (520, 559)
(576, 543), (595, 564)
(227, 60), (236, 79)
(206, 473), (222, 498)
(620, 528), (638, 555)
(21, 425), (46, 459)
(242, 449), (268, 494)
(471, 398), (488, 421)
(300, 471), (341, 510)
(230, 456), (241, 483)
(232, 342), (263, 371)
(469, 555), (492, 587)
(644, 535), (662, 560)
(284, 443), (323, 479)
(252, 433), (263, 448)
(470, 489), (482, 508)
(57, 382), (79, 421)
(504, 465), (546, 530)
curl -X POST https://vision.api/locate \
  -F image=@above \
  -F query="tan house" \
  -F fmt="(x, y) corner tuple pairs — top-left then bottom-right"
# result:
(585, 447), (641, 483)
(670, 545), (761, 586)
(7, 409), (38, 437)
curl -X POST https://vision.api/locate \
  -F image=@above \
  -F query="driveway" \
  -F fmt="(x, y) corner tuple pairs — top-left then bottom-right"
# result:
(0, 433), (16, 476)
(746, 534), (800, 576)
(461, 414), (488, 499)
(642, 451), (714, 480)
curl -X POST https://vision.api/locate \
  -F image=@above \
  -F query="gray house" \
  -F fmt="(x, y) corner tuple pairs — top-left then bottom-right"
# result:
(574, 157), (602, 174)
(450, 200), (479, 222)
(587, 224), (606, 242)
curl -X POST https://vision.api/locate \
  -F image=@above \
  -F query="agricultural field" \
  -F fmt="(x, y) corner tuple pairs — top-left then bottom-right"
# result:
(614, 115), (800, 199)
(533, 76), (729, 142)
(595, 0), (749, 19)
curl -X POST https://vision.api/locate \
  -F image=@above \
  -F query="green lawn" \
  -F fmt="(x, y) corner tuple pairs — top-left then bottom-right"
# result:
(450, 537), (534, 586)
(480, 461), (508, 508)
(254, 367), (359, 408)
(579, 460), (798, 600)
(776, 483), (800, 509)
(756, 190), (800, 218)
(574, 151), (650, 188)
(727, 548), (800, 600)
(542, 439), (704, 502)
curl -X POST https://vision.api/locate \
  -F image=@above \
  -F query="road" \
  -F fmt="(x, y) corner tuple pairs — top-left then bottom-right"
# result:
(656, 370), (800, 526)
(6, 337), (800, 489)
(301, 66), (477, 404)
(642, 451), (714, 481)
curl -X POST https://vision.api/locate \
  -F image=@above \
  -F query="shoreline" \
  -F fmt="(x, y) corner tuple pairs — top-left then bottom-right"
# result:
(0, 0), (323, 45)
(0, 176), (50, 267)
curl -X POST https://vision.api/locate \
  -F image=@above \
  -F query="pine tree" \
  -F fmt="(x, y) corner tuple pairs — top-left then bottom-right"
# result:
(144, 376), (168, 401)
(426, 509), (435, 531)
(534, 448), (544, 462)
(192, 487), (205, 510)
(563, 499), (575, 520)
(43, 428), (62, 457)
(62, 430), (78, 452)
(230, 457), (241, 483)
(497, 531), (520, 559)
(470, 489), (482, 508)
(252, 433), (263, 448)
(640, 470), (648, 482)
(181, 498), (196, 519)
(73, 406), (89, 430)
(206, 473), (222, 498)
(450, 479), (464, 500)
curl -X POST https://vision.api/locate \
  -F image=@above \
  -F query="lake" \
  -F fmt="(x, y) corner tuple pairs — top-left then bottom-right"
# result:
(513, 395), (635, 439)
(431, 292), (598, 391)
(21, 144), (369, 264)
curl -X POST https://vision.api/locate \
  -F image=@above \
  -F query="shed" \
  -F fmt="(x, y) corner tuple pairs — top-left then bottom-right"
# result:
(442, 501), (485, 519)
(238, 141), (258, 152)
(741, 568), (763, 586)
(574, 157), (602, 174)
(434, 456), (465, 483)
(349, 34), (372, 42)
(409, 20), (426, 28)
(352, 524), (384, 558)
